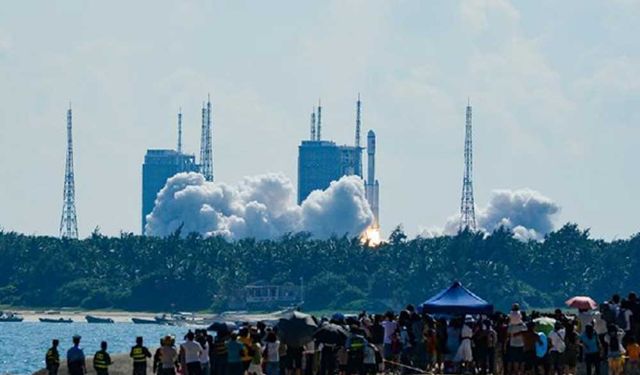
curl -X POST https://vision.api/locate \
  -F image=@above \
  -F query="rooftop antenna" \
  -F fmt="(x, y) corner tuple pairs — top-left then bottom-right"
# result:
(355, 93), (361, 148)
(60, 103), (79, 239)
(177, 107), (183, 154)
(310, 110), (316, 141)
(316, 99), (322, 141)
(459, 99), (477, 231)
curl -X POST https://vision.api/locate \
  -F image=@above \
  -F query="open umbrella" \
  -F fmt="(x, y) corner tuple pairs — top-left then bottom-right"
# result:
(313, 323), (348, 345)
(565, 296), (598, 310)
(207, 321), (237, 335)
(276, 311), (318, 348)
(533, 317), (556, 335)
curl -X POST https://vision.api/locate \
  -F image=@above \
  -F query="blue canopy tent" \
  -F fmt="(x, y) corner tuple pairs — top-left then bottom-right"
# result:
(421, 281), (493, 315)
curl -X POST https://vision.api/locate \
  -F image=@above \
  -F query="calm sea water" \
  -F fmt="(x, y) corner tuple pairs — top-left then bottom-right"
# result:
(0, 322), (193, 375)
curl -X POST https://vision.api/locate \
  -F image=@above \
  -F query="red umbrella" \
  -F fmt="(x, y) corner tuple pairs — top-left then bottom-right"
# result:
(565, 296), (598, 310)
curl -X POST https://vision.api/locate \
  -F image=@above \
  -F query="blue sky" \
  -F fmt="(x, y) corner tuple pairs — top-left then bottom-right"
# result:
(1, 0), (639, 239)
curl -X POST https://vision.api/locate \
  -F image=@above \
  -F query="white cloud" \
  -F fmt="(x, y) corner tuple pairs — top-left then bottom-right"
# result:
(0, 30), (11, 57)
(459, 0), (520, 33)
(576, 56), (640, 95)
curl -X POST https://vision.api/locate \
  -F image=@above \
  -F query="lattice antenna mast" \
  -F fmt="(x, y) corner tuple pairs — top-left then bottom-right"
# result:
(355, 93), (362, 147)
(60, 104), (79, 239)
(200, 102), (206, 165)
(177, 107), (183, 154)
(459, 100), (477, 231)
(310, 111), (316, 141)
(316, 100), (322, 141)
(355, 93), (363, 177)
(199, 94), (214, 181)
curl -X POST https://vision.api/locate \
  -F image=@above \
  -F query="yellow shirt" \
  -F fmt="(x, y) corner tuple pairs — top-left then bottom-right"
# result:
(627, 343), (640, 361)
(239, 336), (252, 362)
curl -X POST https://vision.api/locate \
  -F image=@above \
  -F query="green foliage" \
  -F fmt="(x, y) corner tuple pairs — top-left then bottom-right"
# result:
(0, 224), (638, 312)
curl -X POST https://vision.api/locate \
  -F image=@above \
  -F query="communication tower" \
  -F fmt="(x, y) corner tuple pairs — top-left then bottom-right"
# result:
(459, 100), (477, 231)
(60, 105), (79, 239)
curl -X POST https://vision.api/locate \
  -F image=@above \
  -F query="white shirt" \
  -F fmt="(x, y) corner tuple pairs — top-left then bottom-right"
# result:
(304, 341), (315, 353)
(199, 342), (209, 364)
(400, 328), (412, 348)
(623, 309), (633, 331)
(593, 313), (608, 335)
(381, 320), (398, 344)
(509, 311), (523, 325)
(181, 340), (203, 364)
(548, 329), (566, 353)
(577, 311), (594, 333)
(266, 342), (280, 363)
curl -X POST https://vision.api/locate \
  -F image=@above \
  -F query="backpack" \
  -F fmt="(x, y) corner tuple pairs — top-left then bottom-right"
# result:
(601, 304), (616, 324)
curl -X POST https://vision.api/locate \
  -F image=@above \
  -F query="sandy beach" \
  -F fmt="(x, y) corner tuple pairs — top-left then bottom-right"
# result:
(13, 309), (165, 323)
(11, 307), (293, 324)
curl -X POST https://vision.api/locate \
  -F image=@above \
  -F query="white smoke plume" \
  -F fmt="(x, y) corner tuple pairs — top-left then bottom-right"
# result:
(145, 172), (374, 240)
(423, 188), (560, 241)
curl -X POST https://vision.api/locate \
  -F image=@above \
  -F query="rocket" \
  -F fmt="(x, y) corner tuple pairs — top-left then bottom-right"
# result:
(366, 130), (380, 228)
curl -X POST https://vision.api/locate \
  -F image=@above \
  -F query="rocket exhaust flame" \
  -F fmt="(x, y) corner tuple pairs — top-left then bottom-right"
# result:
(361, 225), (382, 247)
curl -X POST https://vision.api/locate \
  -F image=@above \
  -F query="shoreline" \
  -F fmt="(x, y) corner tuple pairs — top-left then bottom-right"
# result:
(9, 309), (181, 323)
(6, 307), (296, 325)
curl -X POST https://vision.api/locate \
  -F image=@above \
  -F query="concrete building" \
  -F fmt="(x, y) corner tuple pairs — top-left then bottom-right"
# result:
(141, 149), (199, 233)
(297, 140), (363, 204)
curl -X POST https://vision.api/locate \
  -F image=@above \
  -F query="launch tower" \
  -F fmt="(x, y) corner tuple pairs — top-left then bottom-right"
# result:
(200, 95), (214, 181)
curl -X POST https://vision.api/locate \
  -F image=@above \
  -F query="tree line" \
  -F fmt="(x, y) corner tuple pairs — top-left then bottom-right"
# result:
(0, 223), (638, 313)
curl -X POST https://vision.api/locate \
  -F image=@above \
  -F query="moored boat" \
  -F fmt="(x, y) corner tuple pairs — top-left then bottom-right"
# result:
(39, 317), (73, 323)
(85, 315), (114, 323)
(131, 317), (161, 324)
(0, 312), (23, 322)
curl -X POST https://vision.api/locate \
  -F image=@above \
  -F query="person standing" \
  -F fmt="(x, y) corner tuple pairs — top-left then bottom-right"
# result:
(548, 323), (566, 375)
(264, 331), (281, 375)
(46, 339), (61, 375)
(381, 312), (398, 361)
(346, 327), (368, 375)
(604, 325), (626, 375)
(158, 336), (178, 375)
(248, 335), (263, 375)
(473, 321), (490, 375)
(180, 331), (204, 375)
(239, 328), (254, 374)
(226, 333), (246, 375)
(67, 335), (86, 375)
(131, 336), (153, 375)
(455, 318), (474, 373)
(507, 321), (527, 375)
(198, 332), (211, 375)
(580, 325), (601, 375)
(535, 330), (550, 375)
(212, 334), (228, 375)
(94, 341), (113, 375)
